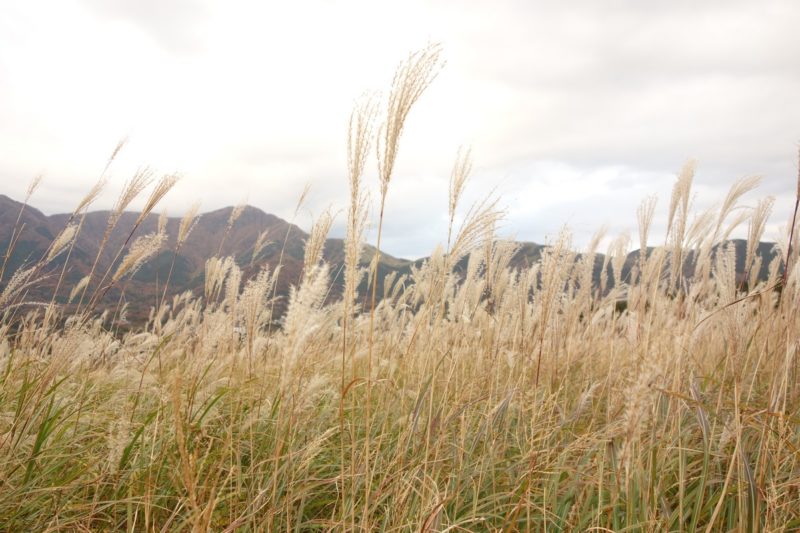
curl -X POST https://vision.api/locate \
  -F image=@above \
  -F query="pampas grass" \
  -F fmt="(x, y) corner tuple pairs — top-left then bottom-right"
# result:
(783, 147), (800, 288)
(0, 175), (42, 284)
(250, 229), (271, 268)
(111, 231), (166, 283)
(2, 172), (798, 533)
(74, 168), (154, 310)
(45, 223), (78, 264)
(302, 209), (333, 281)
(1, 50), (799, 532)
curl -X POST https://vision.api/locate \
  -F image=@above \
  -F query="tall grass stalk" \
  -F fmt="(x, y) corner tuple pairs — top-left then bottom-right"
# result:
(1, 53), (799, 532)
(365, 44), (442, 528)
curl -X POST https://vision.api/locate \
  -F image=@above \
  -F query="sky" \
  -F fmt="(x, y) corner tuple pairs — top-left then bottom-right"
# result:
(1, 0), (798, 259)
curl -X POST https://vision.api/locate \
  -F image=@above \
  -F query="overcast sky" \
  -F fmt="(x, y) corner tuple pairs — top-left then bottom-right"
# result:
(1, 0), (798, 258)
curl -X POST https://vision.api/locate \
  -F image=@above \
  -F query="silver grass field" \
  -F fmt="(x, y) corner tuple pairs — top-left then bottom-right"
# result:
(1, 46), (799, 531)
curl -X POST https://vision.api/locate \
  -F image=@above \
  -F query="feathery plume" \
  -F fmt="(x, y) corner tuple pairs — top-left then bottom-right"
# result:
(667, 160), (695, 240)
(577, 226), (606, 299)
(224, 262), (242, 311)
(112, 232), (166, 283)
(609, 233), (631, 289)
(783, 147), (800, 287)
(69, 276), (91, 303)
(686, 208), (716, 249)
(636, 195), (657, 256)
(745, 196), (775, 281)
(295, 184), (311, 218)
(205, 256), (235, 303)
(46, 223), (78, 263)
(377, 43), (444, 197)
(227, 203), (245, 231)
(449, 147), (472, 223)
(0, 175), (44, 283)
(715, 175), (761, 240)
(104, 137), (127, 171)
(620, 359), (662, 475)
(667, 161), (695, 289)
(283, 263), (331, 346)
(303, 209), (333, 280)
(135, 173), (180, 227)
(178, 202), (201, 246)
(447, 146), (472, 254)
(348, 93), (378, 189)
(217, 201), (246, 257)
(73, 179), (106, 216)
(157, 210), (168, 235)
(111, 168), (153, 227)
(720, 210), (750, 243)
(448, 193), (503, 268)
(343, 95), (376, 313)
(250, 230), (271, 267)
(0, 266), (36, 308)
(26, 175), (43, 200)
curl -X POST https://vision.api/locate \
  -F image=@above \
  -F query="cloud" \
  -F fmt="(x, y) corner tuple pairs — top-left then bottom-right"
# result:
(80, 0), (208, 53)
(0, 0), (798, 260)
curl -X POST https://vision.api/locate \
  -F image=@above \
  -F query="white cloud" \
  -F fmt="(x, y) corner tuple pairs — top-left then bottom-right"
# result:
(1, 0), (797, 259)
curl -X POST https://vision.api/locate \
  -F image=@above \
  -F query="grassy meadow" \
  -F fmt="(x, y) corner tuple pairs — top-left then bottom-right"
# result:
(1, 47), (799, 531)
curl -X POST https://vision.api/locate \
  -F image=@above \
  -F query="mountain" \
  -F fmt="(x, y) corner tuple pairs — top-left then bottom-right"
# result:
(0, 194), (413, 324)
(0, 194), (785, 325)
(0, 194), (57, 275)
(504, 238), (782, 291)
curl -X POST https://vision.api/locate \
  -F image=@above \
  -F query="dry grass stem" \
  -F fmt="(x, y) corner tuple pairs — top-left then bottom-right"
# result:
(1, 51), (798, 533)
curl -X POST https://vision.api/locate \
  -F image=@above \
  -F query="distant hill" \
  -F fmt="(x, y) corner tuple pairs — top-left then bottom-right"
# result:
(0, 194), (784, 324)
(0, 194), (412, 323)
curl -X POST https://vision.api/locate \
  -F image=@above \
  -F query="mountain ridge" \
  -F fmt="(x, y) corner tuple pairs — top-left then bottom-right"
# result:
(0, 194), (415, 323)
(0, 194), (784, 325)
